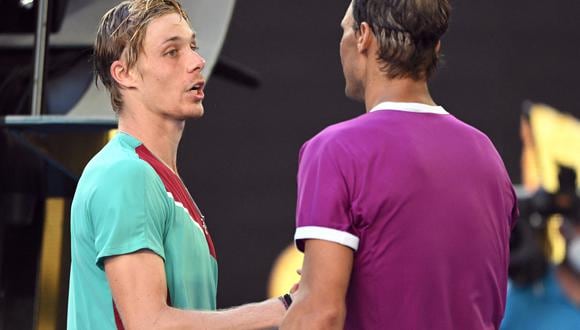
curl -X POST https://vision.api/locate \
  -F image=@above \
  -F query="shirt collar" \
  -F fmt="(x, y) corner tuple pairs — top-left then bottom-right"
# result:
(369, 101), (448, 114)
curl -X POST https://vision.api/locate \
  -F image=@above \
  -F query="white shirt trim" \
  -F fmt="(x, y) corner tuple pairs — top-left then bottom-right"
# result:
(369, 101), (448, 114)
(166, 192), (205, 236)
(295, 226), (360, 251)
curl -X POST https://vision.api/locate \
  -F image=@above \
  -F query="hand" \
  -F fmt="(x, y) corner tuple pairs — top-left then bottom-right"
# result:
(289, 269), (301, 294)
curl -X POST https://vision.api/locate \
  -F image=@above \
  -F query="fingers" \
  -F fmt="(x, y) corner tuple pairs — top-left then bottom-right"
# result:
(290, 283), (299, 294)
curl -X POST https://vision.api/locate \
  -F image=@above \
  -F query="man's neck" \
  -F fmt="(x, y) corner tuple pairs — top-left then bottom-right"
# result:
(364, 78), (436, 112)
(118, 107), (184, 174)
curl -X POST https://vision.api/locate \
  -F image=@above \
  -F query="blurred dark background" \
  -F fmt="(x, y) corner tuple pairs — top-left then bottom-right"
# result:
(1, 0), (580, 328)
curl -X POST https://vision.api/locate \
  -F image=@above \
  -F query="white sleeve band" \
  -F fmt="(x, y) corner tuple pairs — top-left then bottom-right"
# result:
(294, 226), (359, 251)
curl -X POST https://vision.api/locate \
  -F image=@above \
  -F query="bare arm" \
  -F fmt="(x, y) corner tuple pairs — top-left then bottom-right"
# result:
(104, 250), (285, 330)
(280, 239), (354, 330)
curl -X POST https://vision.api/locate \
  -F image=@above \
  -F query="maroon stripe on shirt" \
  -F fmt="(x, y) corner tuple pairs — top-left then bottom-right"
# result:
(135, 144), (217, 258)
(113, 300), (124, 330)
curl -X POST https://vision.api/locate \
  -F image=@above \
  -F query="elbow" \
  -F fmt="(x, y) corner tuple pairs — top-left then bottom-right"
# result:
(288, 291), (347, 329)
(121, 304), (171, 330)
(308, 304), (346, 329)
(322, 307), (346, 329)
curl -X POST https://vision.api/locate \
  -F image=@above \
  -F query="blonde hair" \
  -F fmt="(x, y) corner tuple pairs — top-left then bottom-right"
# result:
(94, 0), (189, 112)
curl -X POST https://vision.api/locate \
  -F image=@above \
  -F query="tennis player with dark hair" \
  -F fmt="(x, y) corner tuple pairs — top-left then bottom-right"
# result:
(281, 1), (518, 329)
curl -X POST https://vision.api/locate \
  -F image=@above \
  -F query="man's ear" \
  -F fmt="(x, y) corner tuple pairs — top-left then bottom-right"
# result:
(356, 22), (373, 54)
(110, 60), (137, 89)
(435, 40), (442, 54)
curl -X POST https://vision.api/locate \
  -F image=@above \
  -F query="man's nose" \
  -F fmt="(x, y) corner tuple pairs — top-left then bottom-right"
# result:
(189, 50), (206, 72)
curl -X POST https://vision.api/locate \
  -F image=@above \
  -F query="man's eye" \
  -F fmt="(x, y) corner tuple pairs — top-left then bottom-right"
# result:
(190, 44), (199, 51)
(166, 49), (178, 56)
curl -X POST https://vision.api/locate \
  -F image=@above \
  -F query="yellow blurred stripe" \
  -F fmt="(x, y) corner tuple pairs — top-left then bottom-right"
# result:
(268, 244), (303, 298)
(546, 216), (566, 264)
(36, 198), (65, 330)
(107, 128), (118, 141)
(529, 103), (580, 192)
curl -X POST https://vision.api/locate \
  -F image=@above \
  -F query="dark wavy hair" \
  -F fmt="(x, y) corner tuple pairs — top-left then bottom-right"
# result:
(352, 0), (451, 80)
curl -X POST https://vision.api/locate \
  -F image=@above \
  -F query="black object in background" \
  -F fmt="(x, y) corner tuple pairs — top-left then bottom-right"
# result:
(509, 166), (580, 285)
(0, 0), (69, 33)
(0, 47), (93, 116)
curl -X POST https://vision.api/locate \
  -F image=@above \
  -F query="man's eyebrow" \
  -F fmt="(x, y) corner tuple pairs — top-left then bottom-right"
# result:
(161, 33), (196, 46)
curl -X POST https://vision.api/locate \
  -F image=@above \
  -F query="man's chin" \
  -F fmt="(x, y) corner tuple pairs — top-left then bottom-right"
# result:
(345, 88), (364, 103)
(185, 105), (204, 119)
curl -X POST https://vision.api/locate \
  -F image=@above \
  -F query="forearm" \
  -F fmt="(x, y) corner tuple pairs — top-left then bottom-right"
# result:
(104, 252), (287, 330)
(280, 239), (352, 330)
(150, 297), (285, 330)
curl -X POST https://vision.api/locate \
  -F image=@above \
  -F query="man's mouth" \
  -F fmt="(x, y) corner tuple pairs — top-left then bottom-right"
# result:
(189, 82), (204, 91)
(187, 81), (205, 99)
